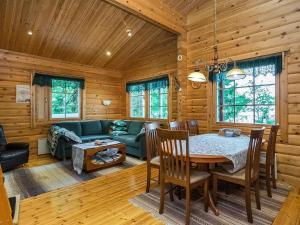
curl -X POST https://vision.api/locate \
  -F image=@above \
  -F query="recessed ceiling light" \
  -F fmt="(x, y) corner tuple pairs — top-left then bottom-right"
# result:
(106, 51), (111, 56)
(27, 31), (33, 36)
(126, 28), (132, 37)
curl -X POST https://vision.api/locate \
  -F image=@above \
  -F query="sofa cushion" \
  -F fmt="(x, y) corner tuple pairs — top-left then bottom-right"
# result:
(113, 135), (139, 148)
(80, 135), (112, 142)
(101, 120), (113, 134)
(81, 121), (102, 136)
(55, 122), (82, 136)
(127, 121), (144, 135)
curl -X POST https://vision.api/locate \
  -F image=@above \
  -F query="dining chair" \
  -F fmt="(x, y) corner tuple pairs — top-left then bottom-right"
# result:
(260, 125), (279, 198)
(168, 121), (186, 131)
(186, 120), (199, 136)
(145, 122), (161, 193)
(157, 128), (210, 225)
(212, 128), (265, 223)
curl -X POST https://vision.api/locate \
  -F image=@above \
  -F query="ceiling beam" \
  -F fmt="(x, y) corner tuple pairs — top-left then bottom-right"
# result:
(105, 0), (186, 34)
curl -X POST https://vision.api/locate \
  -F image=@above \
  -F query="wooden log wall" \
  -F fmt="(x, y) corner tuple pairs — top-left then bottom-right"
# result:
(186, 0), (300, 186)
(123, 33), (178, 120)
(0, 49), (124, 158)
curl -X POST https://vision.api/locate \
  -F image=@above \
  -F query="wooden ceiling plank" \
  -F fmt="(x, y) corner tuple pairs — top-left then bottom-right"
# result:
(105, 0), (185, 34)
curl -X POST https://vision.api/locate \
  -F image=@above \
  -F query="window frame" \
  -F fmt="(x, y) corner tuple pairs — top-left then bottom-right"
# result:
(127, 77), (171, 121)
(129, 90), (146, 118)
(49, 79), (82, 120)
(212, 64), (280, 127)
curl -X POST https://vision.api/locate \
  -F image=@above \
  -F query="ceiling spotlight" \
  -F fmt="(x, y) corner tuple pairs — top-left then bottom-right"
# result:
(27, 31), (33, 36)
(106, 51), (111, 56)
(126, 28), (132, 37)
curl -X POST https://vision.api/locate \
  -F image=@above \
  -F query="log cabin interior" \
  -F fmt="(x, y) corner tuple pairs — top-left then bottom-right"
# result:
(0, 0), (299, 224)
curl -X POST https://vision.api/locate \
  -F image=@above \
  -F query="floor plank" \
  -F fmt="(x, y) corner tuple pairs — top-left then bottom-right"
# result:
(18, 157), (300, 225)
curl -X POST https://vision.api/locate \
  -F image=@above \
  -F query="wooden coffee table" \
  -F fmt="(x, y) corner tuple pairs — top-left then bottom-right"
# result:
(73, 140), (126, 172)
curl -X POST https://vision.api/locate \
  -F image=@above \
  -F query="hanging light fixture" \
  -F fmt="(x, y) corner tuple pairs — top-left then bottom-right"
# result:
(188, 60), (206, 82)
(226, 61), (246, 80)
(188, 0), (245, 85)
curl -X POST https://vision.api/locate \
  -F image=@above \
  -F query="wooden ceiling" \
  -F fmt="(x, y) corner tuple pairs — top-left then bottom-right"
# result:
(161, 0), (206, 16)
(0, 0), (178, 70)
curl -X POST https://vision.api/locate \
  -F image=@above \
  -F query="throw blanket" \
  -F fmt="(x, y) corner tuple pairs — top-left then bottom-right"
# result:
(47, 126), (82, 156)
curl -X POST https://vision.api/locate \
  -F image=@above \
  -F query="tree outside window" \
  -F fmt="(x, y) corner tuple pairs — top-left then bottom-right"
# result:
(51, 79), (80, 119)
(217, 64), (276, 125)
(149, 87), (168, 119)
(130, 90), (145, 118)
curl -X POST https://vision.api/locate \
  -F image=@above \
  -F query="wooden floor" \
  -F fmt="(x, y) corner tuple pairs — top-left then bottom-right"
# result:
(18, 157), (300, 225)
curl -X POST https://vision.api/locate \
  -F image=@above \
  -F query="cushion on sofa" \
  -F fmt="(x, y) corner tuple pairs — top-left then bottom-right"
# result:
(127, 121), (144, 135)
(55, 122), (82, 136)
(113, 135), (139, 148)
(81, 121), (102, 136)
(100, 120), (113, 134)
(80, 135), (112, 142)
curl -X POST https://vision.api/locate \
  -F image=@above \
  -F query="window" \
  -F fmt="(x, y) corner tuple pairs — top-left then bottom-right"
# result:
(130, 90), (145, 118)
(51, 79), (81, 119)
(127, 76), (169, 119)
(217, 62), (278, 125)
(149, 86), (168, 119)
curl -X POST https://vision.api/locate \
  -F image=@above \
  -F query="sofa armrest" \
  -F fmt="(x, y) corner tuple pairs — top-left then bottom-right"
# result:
(135, 132), (145, 142)
(5, 142), (29, 151)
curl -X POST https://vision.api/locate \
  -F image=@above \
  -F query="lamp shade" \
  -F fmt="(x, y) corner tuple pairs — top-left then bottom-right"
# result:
(102, 100), (112, 106)
(226, 68), (246, 80)
(188, 71), (206, 82)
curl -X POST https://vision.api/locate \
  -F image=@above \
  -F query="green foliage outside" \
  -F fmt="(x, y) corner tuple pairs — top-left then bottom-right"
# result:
(51, 79), (80, 118)
(218, 66), (276, 125)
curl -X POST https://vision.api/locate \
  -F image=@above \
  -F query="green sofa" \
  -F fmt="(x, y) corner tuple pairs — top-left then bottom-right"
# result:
(52, 120), (146, 160)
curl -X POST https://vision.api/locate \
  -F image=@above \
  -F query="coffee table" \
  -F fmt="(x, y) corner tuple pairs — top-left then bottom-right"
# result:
(72, 140), (126, 173)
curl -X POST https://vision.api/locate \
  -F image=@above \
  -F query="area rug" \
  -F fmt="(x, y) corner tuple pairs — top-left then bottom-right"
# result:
(4, 156), (143, 199)
(130, 184), (289, 225)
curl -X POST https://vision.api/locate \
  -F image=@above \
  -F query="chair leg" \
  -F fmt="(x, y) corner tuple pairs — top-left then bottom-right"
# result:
(146, 164), (151, 193)
(213, 175), (218, 204)
(271, 165), (277, 189)
(159, 179), (165, 214)
(255, 180), (261, 210)
(185, 187), (191, 225)
(169, 184), (174, 202)
(204, 180), (208, 212)
(265, 165), (272, 198)
(245, 186), (253, 223)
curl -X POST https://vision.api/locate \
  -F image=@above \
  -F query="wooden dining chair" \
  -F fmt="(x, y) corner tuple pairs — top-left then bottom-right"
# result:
(157, 128), (210, 225)
(168, 121), (186, 131)
(212, 128), (264, 223)
(186, 120), (199, 136)
(260, 125), (279, 198)
(145, 122), (161, 193)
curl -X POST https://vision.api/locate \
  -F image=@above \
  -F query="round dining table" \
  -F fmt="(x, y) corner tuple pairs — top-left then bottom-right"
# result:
(184, 133), (265, 216)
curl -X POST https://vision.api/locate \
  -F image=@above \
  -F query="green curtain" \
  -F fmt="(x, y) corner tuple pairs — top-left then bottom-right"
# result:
(32, 73), (85, 89)
(126, 75), (169, 93)
(209, 54), (282, 82)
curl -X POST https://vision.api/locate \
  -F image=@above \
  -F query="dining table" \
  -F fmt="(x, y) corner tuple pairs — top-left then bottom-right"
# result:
(184, 133), (259, 216)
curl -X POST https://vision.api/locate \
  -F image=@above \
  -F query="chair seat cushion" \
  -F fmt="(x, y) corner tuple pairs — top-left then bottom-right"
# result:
(5, 142), (29, 150)
(150, 156), (160, 166)
(190, 169), (210, 184)
(80, 135), (112, 142)
(0, 149), (29, 161)
(211, 167), (246, 180)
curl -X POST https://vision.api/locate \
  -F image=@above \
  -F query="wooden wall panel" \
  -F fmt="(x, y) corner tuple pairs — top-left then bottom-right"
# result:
(123, 33), (178, 120)
(186, 0), (300, 187)
(0, 49), (124, 158)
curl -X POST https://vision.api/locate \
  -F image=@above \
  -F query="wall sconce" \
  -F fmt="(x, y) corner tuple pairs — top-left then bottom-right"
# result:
(102, 100), (112, 119)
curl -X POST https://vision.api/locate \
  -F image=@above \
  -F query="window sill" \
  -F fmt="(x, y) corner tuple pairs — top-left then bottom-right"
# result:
(215, 121), (272, 128)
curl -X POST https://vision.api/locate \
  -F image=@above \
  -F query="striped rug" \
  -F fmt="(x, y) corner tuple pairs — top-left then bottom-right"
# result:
(4, 156), (143, 199)
(130, 184), (289, 225)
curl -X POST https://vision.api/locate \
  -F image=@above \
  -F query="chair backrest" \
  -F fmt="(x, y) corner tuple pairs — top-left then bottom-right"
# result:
(0, 125), (7, 151)
(168, 121), (186, 131)
(186, 120), (199, 136)
(245, 128), (264, 182)
(145, 122), (161, 160)
(157, 128), (190, 186)
(266, 125), (279, 165)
